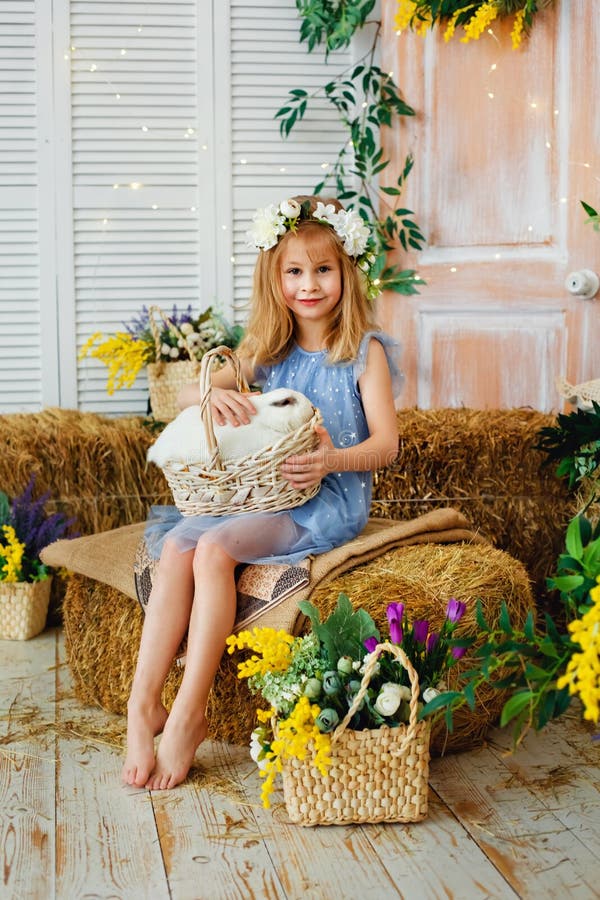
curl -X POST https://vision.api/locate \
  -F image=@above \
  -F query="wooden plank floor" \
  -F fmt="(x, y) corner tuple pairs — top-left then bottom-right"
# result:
(1, 628), (599, 900)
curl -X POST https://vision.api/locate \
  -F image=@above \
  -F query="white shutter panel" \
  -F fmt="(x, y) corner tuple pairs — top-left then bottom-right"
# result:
(0, 1), (42, 412)
(71, 0), (204, 414)
(226, 1), (353, 322)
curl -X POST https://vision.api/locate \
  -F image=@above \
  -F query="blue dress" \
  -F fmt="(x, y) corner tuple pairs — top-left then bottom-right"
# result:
(145, 332), (403, 565)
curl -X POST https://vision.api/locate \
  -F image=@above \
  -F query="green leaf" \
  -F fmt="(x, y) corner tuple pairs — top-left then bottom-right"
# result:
(523, 610), (536, 642)
(500, 691), (534, 728)
(298, 593), (379, 665)
(498, 602), (513, 635)
(550, 575), (585, 592)
(565, 516), (584, 560)
(0, 491), (9, 527)
(475, 598), (489, 631)
(581, 200), (598, 217)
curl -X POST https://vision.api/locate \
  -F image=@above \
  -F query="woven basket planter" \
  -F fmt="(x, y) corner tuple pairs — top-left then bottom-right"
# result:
(146, 306), (200, 422)
(161, 346), (323, 517)
(0, 577), (52, 640)
(280, 643), (431, 826)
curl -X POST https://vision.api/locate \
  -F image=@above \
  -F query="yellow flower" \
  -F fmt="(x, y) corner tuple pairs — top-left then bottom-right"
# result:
(511, 9), (526, 49)
(394, 0), (418, 33)
(78, 332), (153, 395)
(0, 525), (25, 583)
(226, 627), (295, 678)
(443, 12), (459, 42)
(557, 580), (600, 723)
(461, 2), (499, 43)
(258, 696), (332, 808)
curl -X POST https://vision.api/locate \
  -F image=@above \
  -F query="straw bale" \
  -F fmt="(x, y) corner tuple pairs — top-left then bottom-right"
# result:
(372, 408), (575, 607)
(0, 407), (170, 535)
(63, 540), (532, 755)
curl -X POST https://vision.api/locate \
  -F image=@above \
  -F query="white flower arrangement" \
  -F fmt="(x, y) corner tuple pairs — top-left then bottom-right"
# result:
(246, 197), (381, 299)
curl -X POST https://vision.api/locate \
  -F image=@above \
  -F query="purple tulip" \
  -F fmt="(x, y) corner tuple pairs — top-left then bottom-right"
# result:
(451, 645), (467, 660)
(363, 636), (378, 653)
(412, 620), (429, 644)
(386, 602), (404, 644)
(446, 598), (467, 624)
(426, 632), (439, 653)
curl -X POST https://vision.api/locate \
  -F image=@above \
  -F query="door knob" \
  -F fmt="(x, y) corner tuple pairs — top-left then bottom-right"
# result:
(564, 269), (599, 300)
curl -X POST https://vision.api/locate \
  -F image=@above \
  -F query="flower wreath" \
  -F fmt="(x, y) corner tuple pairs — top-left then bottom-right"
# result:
(246, 198), (382, 300)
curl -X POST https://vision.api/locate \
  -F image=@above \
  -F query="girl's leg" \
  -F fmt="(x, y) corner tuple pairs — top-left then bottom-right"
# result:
(122, 538), (194, 787)
(144, 539), (238, 790)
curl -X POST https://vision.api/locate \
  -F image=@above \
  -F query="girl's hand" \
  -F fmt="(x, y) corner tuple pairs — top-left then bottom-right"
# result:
(211, 387), (258, 427)
(280, 425), (336, 489)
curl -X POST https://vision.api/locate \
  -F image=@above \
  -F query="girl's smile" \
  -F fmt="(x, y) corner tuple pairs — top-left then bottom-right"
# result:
(280, 234), (342, 323)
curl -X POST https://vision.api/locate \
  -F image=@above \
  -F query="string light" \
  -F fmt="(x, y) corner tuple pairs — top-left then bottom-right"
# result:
(450, 267), (457, 273)
(151, 204), (158, 210)
(130, 182), (142, 190)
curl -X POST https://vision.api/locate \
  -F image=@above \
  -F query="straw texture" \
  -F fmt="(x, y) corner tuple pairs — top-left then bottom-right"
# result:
(0, 578), (52, 640)
(62, 539), (532, 754)
(280, 642), (430, 826)
(161, 346), (323, 516)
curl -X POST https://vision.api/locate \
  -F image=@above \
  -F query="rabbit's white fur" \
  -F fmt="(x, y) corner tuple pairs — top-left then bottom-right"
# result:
(147, 387), (315, 467)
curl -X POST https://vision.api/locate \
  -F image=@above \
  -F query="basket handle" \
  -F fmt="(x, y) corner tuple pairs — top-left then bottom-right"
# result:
(331, 641), (422, 749)
(148, 305), (187, 362)
(198, 346), (251, 472)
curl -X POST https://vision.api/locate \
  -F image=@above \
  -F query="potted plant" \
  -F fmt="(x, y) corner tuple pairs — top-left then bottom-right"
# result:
(0, 478), (76, 640)
(79, 304), (244, 421)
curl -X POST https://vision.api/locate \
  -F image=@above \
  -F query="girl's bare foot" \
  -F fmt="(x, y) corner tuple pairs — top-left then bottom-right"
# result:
(145, 712), (208, 790)
(121, 700), (169, 787)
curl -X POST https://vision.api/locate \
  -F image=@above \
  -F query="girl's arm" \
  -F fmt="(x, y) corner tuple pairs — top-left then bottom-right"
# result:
(176, 357), (259, 426)
(280, 338), (399, 489)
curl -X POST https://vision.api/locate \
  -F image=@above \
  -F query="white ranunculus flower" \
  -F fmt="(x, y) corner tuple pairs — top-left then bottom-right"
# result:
(335, 209), (370, 257)
(180, 322), (193, 335)
(374, 682), (403, 717)
(422, 687), (441, 704)
(279, 198), (301, 219)
(161, 342), (171, 355)
(397, 685), (412, 702)
(246, 203), (286, 251)
(169, 347), (180, 358)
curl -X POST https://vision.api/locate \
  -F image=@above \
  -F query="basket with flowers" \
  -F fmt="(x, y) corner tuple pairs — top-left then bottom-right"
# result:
(0, 477), (76, 640)
(226, 593), (471, 826)
(79, 304), (243, 421)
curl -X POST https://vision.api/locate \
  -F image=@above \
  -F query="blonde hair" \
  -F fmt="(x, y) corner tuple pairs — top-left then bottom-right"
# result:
(238, 195), (378, 366)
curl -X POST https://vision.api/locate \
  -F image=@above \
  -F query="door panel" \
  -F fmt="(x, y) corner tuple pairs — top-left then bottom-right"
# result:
(381, 1), (599, 411)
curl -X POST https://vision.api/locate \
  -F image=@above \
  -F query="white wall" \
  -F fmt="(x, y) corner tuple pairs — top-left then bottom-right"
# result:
(0, 0), (359, 416)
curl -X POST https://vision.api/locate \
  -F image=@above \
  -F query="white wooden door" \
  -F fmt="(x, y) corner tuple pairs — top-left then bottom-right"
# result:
(380, 0), (599, 412)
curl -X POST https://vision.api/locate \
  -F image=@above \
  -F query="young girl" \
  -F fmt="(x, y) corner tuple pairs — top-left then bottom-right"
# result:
(122, 195), (403, 790)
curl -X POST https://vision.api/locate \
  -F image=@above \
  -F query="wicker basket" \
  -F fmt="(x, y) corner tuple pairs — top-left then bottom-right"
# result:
(146, 305), (201, 421)
(161, 346), (323, 517)
(0, 577), (52, 640)
(280, 642), (431, 826)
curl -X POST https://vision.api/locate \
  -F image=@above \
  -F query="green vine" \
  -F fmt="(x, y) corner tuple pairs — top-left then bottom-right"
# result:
(276, 1), (426, 297)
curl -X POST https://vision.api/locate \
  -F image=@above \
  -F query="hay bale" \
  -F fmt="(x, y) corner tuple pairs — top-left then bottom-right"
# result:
(0, 407), (170, 536)
(63, 541), (533, 755)
(372, 408), (575, 605)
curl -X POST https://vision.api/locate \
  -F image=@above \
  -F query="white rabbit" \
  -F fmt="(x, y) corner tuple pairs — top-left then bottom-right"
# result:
(147, 387), (316, 467)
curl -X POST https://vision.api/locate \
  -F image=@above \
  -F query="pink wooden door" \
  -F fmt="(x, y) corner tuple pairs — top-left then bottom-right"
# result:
(380, 1), (599, 412)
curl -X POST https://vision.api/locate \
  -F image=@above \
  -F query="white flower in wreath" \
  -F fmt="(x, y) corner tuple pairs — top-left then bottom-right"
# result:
(279, 198), (301, 219)
(334, 209), (370, 257)
(313, 201), (339, 227)
(246, 203), (287, 251)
